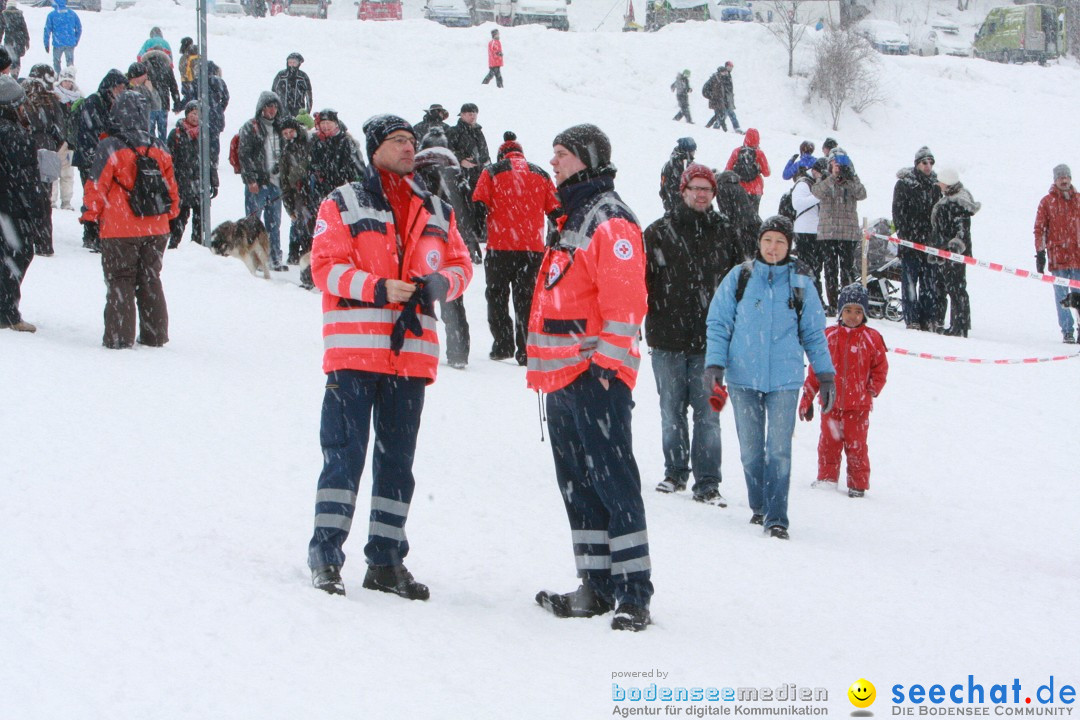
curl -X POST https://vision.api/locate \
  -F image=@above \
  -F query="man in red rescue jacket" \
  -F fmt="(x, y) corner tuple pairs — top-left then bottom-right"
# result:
(81, 90), (180, 349)
(306, 114), (472, 600)
(481, 28), (503, 88)
(472, 130), (560, 365)
(530, 124), (653, 632)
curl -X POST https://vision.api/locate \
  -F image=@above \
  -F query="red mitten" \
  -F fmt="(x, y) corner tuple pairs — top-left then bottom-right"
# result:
(708, 383), (728, 413)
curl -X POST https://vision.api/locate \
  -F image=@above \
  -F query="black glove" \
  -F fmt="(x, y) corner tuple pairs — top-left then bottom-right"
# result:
(468, 243), (483, 265)
(173, 100), (183, 113)
(817, 373), (836, 415)
(1036, 251), (1046, 274)
(946, 237), (965, 254)
(412, 273), (450, 305)
(389, 292), (424, 355)
(703, 366), (725, 395)
(210, 186), (219, 199)
(789, 154), (798, 165)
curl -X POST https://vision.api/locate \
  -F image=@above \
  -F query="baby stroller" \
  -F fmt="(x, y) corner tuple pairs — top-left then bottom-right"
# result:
(857, 220), (903, 322)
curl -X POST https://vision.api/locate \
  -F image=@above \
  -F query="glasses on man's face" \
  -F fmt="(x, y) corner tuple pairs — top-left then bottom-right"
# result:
(686, 185), (715, 195)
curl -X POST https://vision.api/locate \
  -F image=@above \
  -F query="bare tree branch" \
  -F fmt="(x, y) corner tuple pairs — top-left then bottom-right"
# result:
(763, 1), (812, 77)
(809, 28), (883, 130)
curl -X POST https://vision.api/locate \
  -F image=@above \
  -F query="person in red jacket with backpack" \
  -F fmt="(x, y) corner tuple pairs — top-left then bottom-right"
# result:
(724, 127), (769, 213)
(799, 283), (888, 498)
(472, 131), (560, 365)
(305, 114), (472, 600)
(482, 28), (503, 88)
(81, 90), (179, 349)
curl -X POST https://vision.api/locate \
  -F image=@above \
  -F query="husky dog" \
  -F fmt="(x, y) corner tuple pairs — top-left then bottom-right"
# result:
(209, 217), (272, 279)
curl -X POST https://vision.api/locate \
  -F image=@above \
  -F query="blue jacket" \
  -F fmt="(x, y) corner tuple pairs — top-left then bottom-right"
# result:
(782, 152), (817, 181)
(44, 2), (82, 49)
(705, 258), (834, 392)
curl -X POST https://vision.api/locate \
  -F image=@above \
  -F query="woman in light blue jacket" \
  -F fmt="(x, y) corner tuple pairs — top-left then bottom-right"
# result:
(704, 215), (836, 539)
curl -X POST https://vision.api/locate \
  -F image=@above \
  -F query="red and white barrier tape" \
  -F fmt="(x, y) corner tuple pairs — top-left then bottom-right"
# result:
(889, 347), (1080, 364)
(869, 233), (1080, 291)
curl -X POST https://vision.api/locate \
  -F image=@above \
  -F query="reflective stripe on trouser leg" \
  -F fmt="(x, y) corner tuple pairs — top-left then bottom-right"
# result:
(546, 374), (653, 608)
(308, 371), (377, 570)
(364, 375), (426, 567)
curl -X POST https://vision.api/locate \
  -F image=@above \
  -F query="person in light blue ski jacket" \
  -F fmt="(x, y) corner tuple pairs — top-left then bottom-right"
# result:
(43, 0), (81, 76)
(704, 215), (835, 539)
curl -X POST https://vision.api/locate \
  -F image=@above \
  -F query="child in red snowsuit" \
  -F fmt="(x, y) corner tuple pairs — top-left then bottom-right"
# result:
(799, 283), (888, 498)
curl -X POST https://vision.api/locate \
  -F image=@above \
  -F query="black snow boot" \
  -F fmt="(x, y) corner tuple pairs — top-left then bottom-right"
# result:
(312, 565), (346, 596)
(768, 526), (790, 540)
(749, 513), (764, 525)
(362, 564), (430, 601)
(536, 583), (613, 618)
(611, 604), (651, 632)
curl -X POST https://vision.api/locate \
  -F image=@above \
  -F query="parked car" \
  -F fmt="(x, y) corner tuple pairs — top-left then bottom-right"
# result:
(716, 0), (750, 22)
(424, 0), (474, 26)
(911, 22), (970, 57)
(973, 4), (1063, 64)
(32, 0), (100, 10)
(489, 0), (569, 30)
(356, 0), (401, 19)
(286, 0), (329, 18)
(857, 19), (910, 55)
(213, 1), (247, 14)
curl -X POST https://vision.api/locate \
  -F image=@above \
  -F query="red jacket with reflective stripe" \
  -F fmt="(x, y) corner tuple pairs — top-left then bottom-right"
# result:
(1034, 184), (1080, 271)
(311, 168), (473, 382)
(81, 135), (180, 238)
(803, 323), (888, 412)
(488, 38), (503, 68)
(472, 151), (560, 252)
(526, 178), (646, 393)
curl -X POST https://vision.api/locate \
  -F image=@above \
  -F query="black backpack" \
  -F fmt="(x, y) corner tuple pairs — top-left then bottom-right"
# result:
(778, 179), (817, 222)
(733, 146), (760, 183)
(120, 139), (172, 217)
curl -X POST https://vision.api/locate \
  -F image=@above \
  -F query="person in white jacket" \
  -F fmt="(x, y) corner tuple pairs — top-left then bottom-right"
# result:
(792, 157), (826, 303)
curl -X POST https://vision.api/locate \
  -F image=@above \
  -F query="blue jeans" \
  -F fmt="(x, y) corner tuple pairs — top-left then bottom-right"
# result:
(1052, 267), (1080, 336)
(651, 349), (721, 493)
(546, 374), (653, 609)
(723, 108), (740, 130)
(51, 46), (74, 76)
(728, 386), (799, 530)
(307, 370), (426, 570)
(149, 110), (168, 143)
(244, 184), (283, 266)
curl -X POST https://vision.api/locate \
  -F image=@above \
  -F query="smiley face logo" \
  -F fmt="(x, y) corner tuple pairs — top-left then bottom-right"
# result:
(848, 679), (876, 709)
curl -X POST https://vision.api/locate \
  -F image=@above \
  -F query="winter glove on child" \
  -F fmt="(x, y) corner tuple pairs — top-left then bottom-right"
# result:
(703, 366), (728, 412)
(816, 373), (836, 415)
(798, 391), (814, 422)
(1036, 251), (1047, 274)
(411, 273), (450, 305)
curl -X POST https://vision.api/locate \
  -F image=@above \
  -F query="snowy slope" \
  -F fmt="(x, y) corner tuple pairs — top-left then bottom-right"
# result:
(2, 3), (1079, 718)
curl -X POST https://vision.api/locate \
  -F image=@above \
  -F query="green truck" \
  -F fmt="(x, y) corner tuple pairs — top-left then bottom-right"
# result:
(973, 4), (1065, 64)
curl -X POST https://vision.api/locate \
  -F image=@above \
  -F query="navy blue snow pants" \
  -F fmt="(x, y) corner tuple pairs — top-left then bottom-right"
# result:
(545, 373), (654, 609)
(307, 369), (426, 571)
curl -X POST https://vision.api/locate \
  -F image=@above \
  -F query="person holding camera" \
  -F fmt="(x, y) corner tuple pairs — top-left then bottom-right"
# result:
(811, 148), (866, 315)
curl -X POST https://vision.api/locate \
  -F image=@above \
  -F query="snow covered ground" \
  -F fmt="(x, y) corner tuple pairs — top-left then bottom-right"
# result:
(3, 2), (1078, 718)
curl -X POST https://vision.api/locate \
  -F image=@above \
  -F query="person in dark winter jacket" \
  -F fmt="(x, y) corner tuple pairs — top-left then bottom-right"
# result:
(271, 52), (312, 118)
(167, 101), (217, 248)
(671, 69), (692, 124)
(22, 66), (64, 255)
(43, 0), (81, 77)
(702, 61), (739, 132)
(713, 169), (760, 260)
(1, 0), (28, 76)
(415, 133), (482, 368)
(205, 61), (228, 170)
(278, 117), (315, 265)
(782, 140), (817, 181)
(891, 146), (941, 330)
(126, 62), (159, 133)
(178, 37), (199, 105)
(447, 102), (489, 240)
(413, 103), (450, 143)
(0, 74), (46, 332)
(644, 163), (739, 504)
(309, 109), (366, 200)
(238, 90), (285, 270)
(659, 136), (695, 214)
(704, 215), (835, 539)
(74, 68), (128, 251)
(811, 148), (866, 315)
(472, 131), (559, 366)
(81, 90), (180, 348)
(929, 168), (978, 337)
(141, 49), (180, 141)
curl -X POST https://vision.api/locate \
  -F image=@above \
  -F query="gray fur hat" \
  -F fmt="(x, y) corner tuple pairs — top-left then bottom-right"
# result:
(1054, 164), (1071, 181)
(0, 75), (26, 108)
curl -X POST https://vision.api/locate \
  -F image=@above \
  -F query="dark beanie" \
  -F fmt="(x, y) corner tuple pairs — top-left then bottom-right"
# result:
(553, 123), (611, 171)
(759, 215), (794, 243)
(316, 108), (339, 125)
(362, 114), (415, 161)
(822, 137), (838, 154)
(280, 117), (301, 132)
(914, 146), (934, 165)
(497, 130), (523, 160)
(460, 102), (478, 114)
(127, 62), (148, 79)
(837, 282), (870, 319)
